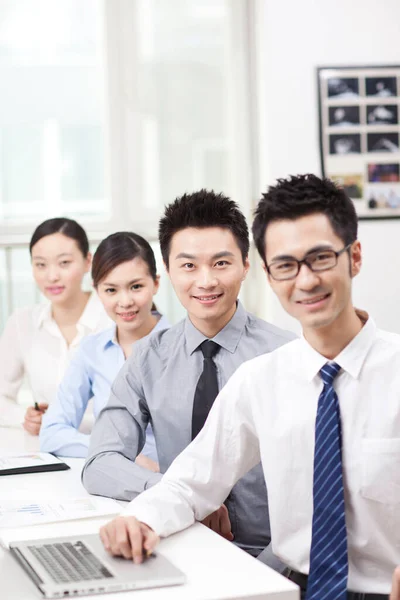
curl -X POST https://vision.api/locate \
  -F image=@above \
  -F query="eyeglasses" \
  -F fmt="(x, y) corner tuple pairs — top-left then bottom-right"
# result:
(266, 244), (352, 281)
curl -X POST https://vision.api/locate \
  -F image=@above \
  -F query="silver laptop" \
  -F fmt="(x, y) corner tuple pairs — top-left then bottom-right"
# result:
(9, 533), (186, 598)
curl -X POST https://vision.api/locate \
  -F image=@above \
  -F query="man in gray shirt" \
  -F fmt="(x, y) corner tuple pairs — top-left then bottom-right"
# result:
(82, 189), (294, 561)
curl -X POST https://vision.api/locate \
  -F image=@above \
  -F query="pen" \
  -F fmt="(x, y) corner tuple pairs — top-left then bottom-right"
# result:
(34, 402), (40, 411)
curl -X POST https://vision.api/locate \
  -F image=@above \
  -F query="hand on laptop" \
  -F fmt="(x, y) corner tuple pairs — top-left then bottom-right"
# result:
(391, 566), (400, 599)
(201, 505), (233, 540)
(23, 403), (48, 435)
(100, 516), (160, 564)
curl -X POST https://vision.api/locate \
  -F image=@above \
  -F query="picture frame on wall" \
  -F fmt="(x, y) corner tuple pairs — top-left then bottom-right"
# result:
(317, 65), (400, 219)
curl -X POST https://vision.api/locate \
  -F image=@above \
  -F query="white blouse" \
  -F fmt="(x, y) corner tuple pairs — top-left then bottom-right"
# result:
(0, 293), (112, 424)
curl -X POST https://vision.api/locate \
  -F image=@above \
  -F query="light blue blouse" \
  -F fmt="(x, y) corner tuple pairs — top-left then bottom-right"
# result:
(40, 314), (169, 458)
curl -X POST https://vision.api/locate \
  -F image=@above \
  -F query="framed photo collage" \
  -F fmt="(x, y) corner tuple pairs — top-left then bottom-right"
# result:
(318, 65), (400, 219)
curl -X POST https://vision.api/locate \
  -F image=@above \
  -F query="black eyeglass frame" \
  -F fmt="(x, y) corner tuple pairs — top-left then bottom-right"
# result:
(266, 243), (353, 281)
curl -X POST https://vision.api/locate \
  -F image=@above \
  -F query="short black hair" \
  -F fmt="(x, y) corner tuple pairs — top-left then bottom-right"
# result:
(159, 189), (249, 268)
(252, 174), (358, 265)
(29, 217), (89, 257)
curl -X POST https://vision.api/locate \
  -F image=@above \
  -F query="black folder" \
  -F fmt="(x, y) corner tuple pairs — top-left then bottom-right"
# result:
(0, 453), (70, 476)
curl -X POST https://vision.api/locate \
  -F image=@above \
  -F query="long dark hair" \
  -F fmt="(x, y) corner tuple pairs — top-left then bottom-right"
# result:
(29, 217), (89, 257)
(92, 232), (158, 311)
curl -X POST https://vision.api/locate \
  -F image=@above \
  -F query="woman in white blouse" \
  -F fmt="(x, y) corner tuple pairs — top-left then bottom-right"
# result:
(0, 218), (111, 434)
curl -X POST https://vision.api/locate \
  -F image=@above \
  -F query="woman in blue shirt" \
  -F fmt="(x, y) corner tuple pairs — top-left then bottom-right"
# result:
(40, 232), (169, 466)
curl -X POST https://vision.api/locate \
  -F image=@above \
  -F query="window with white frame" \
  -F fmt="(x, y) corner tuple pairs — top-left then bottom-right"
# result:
(0, 0), (108, 225)
(0, 0), (255, 329)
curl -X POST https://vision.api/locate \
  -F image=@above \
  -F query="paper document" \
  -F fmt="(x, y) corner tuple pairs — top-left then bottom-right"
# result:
(0, 453), (61, 470)
(0, 452), (69, 475)
(0, 496), (120, 529)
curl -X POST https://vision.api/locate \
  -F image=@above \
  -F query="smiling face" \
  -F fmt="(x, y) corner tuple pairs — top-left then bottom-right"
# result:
(167, 227), (249, 336)
(31, 232), (91, 305)
(264, 213), (362, 334)
(96, 257), (159, 335)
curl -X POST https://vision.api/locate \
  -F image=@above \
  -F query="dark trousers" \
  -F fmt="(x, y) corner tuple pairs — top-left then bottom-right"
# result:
(286, 569), (389, 600)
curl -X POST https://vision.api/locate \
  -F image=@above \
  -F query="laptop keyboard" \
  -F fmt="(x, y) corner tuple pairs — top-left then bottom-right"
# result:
(28, 541), (114, 584)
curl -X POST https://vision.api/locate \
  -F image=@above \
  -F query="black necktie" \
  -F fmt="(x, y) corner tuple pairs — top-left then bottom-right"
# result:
(191, 340), (220, 440)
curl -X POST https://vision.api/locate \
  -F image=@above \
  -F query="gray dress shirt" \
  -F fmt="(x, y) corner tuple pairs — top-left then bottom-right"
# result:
(82, 301), (295, 558)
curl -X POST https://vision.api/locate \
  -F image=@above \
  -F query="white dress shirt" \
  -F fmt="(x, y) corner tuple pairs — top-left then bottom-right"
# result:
(124, 315), (400, 594)
(0, 293), (112, 424)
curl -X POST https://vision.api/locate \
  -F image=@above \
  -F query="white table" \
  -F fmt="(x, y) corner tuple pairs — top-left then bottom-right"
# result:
(0, 427), (299, 600)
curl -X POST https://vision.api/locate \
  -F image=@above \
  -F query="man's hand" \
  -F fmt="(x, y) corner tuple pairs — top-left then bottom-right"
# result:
(390, 566), (400, 600)
(100, 516), (160, 564)
(135, 454), (159, 473)
(201, 505), (233, 540)
(23, 403), (48, 435)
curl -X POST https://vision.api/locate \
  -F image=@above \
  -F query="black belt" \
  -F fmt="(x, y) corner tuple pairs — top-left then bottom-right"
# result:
(287, 570), (389, 600)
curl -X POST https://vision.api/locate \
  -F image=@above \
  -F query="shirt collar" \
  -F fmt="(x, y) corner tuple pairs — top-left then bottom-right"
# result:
(77, 292), (104, 331)
(35, 292), (102, 332)
(154, 313), (170, 332)
(35, 302), (52, 328)
(102, 325), (119, 349)
(103, 312), (169, 350)
(300, 310), (376, 382)
(184, 300), (248, 355)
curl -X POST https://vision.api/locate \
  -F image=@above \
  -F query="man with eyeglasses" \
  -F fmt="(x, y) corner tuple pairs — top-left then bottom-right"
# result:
(266, 244), (351, 281)
(98, 174), (400, 600)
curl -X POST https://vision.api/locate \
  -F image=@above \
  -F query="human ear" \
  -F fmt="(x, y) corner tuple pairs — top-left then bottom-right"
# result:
(242, 257), (250, 281)
(84, 252), (92, 274)
(153, 274), (161, 294)
(349, 241), (362, 278)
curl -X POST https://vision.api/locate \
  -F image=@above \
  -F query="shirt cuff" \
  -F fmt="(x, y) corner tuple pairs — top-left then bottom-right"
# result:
(121, 485), (165, 536)
(121, 503), (165, 536)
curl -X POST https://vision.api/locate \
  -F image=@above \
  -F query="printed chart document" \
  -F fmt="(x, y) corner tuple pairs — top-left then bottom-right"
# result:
(0, 496), (121, 548)
(0, 452), (69, 475)
(0, 496), (120, 530)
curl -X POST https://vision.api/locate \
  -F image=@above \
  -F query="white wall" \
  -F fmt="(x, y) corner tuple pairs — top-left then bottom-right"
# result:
(257, 0), (400, 333)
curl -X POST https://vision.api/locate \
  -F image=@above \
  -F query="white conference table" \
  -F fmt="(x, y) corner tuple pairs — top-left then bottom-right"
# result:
(0, 427), (299, 600)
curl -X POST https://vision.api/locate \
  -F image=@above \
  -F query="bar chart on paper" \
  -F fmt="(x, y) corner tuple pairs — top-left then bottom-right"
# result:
(0, 497), (120, 529)
(17, 503), (45, 516)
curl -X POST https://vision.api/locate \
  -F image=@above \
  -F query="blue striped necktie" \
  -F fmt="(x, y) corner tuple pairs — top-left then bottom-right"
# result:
(306, 362), (348, 600)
